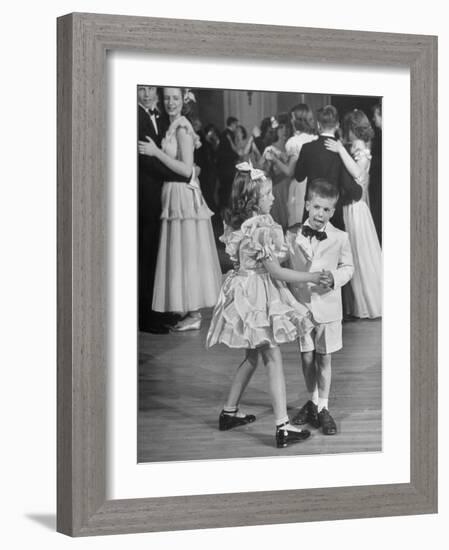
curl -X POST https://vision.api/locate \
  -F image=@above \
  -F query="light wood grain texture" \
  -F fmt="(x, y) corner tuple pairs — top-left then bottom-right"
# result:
(57, 12), (437, 536)
(138, 316), (381, 462)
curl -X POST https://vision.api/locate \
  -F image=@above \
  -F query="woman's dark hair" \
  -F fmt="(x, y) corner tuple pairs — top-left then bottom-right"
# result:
(224, 170), (270, 230)
(342, 109), (375, 143)
(263, 126), (278, 148)
(259, 117), (272, 138)
(237, 124), (248, 140)
(276, 112), (292, 140)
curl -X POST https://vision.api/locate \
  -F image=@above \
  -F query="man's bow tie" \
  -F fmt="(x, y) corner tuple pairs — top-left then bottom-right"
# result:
(301, 225), (327, 241)
(147, 108), (159, 116)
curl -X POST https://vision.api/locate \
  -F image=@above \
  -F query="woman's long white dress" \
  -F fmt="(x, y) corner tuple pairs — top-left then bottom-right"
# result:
(285, 132), (318, 227)
(152, 116), (222, 313)
(343, 147), (382, 319)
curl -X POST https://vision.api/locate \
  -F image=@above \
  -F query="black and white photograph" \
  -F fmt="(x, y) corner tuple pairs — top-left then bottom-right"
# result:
(4, 0), (443, 545)
(137, 85), (383, 462)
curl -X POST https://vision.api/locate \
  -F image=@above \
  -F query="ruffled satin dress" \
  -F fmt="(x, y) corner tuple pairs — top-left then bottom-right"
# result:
(152, 116), (222, 313)
(206, 215), (314, 349)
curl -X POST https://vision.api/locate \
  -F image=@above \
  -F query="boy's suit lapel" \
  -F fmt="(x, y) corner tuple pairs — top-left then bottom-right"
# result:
(293, 230), (314, 262)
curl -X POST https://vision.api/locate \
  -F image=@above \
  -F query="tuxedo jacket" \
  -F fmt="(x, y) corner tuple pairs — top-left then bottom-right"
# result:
(217, 128), (239, 170)
(138, 105), (190, 216)
(295, 135), (343, 187)
(286, 222), (354, 323)
(294, 135), (363, 229)
(138, 105), (192, 327)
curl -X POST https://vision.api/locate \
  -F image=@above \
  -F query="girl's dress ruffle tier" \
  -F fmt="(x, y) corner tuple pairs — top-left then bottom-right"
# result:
(207, 214), (314, 349)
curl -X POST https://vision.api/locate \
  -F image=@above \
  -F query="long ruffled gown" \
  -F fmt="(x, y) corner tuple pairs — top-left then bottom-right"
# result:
(152, 116), (222, 313)
(206, 214), (314, 348)
(343, 147), (382, 319)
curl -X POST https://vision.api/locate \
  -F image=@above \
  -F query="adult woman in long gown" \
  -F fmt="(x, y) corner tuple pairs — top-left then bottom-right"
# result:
(138, 87), (222, 331)
(269, 104), (318, 227)
(259, 114), (291, 230)
(325, 109), (382, 319)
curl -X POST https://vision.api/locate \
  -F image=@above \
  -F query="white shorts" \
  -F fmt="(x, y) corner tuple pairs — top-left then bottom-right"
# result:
(299, 320), (342, 355)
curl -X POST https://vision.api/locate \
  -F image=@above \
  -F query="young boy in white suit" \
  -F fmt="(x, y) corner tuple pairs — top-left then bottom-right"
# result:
(286, 178), (354, 435)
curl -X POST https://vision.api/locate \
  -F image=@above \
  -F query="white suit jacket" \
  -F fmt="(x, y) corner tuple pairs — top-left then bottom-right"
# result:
(286, 222), (354, 323)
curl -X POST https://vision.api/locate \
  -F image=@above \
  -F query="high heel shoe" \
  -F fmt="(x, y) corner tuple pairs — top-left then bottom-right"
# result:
(171, 314), (202, 332)
(275, 421), (311, 448)
(219, 408), (256, 431)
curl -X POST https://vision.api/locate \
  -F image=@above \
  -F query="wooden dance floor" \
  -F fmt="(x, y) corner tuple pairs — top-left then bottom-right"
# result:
(138, 312), (382, 463)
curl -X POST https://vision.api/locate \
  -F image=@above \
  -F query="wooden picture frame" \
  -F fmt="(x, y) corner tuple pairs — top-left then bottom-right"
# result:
(57, 12), (437, 536)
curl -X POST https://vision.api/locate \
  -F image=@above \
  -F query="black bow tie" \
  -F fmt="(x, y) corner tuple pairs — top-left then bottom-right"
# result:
(301, 225), (327, 241)
(147, 108), (159, 117)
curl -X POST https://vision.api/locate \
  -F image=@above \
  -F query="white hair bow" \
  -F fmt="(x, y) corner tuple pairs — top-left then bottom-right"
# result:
(235, 161), (265, 180)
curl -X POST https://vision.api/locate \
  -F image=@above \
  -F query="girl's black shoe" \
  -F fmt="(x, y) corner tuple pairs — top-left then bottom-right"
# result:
(275, 422), (311, 448)
(219, 409), (256, 431)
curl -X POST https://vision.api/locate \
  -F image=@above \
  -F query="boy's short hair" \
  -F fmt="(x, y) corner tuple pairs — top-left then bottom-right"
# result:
(317, 105), (339, 130)
(307, 178), (339, 202)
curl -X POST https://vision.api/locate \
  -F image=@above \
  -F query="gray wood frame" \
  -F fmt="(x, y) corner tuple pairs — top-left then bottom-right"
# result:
(57, 12), (438, 536)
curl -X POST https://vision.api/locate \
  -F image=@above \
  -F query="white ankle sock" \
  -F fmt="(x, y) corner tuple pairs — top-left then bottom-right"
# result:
(317, 398), (328, 412)
(276, 415), (290, 427)
(309, 387), (319, 405)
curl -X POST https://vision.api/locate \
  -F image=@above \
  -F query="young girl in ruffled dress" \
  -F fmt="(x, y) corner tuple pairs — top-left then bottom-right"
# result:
(206, 163), (326, 448)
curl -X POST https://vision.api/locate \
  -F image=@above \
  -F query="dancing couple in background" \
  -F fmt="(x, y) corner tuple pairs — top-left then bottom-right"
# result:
(138, 86), (221, 333)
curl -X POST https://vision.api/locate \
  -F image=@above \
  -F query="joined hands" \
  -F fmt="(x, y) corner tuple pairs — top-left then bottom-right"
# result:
(318, 270), (334, 288)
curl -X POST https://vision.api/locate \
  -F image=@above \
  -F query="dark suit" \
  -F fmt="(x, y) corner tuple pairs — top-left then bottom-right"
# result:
(216, 128), (239, 210)
(369, 128), (382, 244)
(294, 135), (362, 230)
(138, 105), (190, 331)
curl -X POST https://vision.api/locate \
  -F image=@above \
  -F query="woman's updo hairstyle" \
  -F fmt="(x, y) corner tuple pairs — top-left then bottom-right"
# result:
(342, 109), (375, 144)
(291, 103), (316, 134)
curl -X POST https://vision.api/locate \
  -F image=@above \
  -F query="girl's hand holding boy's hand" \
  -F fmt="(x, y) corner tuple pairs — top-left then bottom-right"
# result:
(319, 270), (334, 288)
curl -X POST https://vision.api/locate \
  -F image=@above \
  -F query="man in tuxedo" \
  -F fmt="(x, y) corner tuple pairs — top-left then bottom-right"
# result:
(137, 85), (191, 333)
(294, 105), (362, 230)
